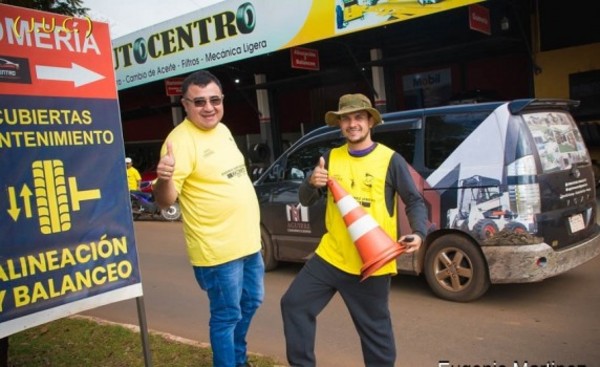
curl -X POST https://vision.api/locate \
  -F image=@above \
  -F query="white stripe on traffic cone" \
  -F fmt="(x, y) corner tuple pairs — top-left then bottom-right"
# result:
(327, 178), (405, 281)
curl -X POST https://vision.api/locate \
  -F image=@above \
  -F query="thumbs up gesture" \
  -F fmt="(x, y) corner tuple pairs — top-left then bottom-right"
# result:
(309, 156), (328, 188)
(157, 141), (175, 181)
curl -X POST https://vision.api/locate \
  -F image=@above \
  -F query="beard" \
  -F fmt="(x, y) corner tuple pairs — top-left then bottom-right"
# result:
(344, 129), (369, 144)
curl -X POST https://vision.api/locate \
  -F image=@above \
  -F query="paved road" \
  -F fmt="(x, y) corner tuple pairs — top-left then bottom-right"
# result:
(82, 220), (600, 367)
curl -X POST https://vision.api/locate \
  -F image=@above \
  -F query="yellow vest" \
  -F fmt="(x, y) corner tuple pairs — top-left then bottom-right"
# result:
(316, 144), (398, 276)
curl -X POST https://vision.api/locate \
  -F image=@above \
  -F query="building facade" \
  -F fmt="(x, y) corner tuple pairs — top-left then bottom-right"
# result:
(118, 0), (600, 175)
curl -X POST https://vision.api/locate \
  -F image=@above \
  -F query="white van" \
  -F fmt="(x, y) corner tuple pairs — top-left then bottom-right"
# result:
(254, 99), (600, 302)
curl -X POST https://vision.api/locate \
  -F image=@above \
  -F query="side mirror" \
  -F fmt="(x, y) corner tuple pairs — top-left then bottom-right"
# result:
(290, 167), (305, 180)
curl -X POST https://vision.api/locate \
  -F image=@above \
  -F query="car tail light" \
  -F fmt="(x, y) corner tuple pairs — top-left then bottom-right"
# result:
(507, 154), (540, 232)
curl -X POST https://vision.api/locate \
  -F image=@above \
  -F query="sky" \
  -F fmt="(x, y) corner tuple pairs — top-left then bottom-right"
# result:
(82, 0), (225, 39)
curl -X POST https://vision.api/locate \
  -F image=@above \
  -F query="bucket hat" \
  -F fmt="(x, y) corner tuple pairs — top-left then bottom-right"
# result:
(325, 93), (383, 127)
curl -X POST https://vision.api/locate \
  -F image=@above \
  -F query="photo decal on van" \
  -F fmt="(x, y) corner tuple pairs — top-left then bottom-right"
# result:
(286, 203), (312, 233)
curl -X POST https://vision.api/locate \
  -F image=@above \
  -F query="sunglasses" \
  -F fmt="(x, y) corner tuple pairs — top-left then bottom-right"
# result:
(182, 95), (224, 108)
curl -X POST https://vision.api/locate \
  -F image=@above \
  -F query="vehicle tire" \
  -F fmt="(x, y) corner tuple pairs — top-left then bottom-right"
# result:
(161, 202), (181, 221)
(261, 226), (278, 271)
(32, 160), (71, 234)
(236, 2), (256, 34)
(133, 37), (147, 63)
(504, 221), (527, 234)
(424, 234), (490, 302)
(473, 218), (498, 241)
(335, 5), (346, 29)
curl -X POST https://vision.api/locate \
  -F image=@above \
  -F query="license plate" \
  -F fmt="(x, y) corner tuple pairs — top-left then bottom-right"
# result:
(568, 213), (585, 233)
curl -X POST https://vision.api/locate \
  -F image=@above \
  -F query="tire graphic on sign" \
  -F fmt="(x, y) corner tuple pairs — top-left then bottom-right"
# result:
(32, 160), (71, 234)
(31, 159), (101, 235)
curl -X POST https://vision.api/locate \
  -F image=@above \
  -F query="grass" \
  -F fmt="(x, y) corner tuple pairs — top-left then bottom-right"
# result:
(7, 316), (283, 367)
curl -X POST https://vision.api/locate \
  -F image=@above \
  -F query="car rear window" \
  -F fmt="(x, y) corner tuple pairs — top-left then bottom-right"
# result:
(523, 111), (590, 173)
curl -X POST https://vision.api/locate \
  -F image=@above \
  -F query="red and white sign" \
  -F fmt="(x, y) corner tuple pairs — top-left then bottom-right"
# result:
(165, 77), (185, 96)
(0, 5), (117, 99)
(469, 4), (491, 36)
(290, 47), (320, 71)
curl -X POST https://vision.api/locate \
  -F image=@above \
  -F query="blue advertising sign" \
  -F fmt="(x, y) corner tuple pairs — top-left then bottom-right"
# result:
(0, 4), (143, 338)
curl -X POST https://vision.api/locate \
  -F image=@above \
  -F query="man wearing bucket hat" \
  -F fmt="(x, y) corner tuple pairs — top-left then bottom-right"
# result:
(281, 93), (428, 367)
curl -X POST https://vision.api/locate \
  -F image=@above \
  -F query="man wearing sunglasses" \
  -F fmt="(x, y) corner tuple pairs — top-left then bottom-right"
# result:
(153, 70), (264, 367)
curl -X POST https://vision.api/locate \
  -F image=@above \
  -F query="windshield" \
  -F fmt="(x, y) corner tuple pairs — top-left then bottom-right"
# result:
(259, 136), (344, 184)
(523, 111), (590, 172)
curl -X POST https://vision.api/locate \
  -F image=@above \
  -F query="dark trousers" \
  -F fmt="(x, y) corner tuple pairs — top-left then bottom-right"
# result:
(281, 255), (396, 367)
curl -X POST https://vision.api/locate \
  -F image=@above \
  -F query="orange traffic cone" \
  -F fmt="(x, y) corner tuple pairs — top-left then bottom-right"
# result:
(327, 178), (406, 281)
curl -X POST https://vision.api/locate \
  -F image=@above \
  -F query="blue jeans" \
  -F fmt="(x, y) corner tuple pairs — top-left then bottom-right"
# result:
(194, 252), (264, 367)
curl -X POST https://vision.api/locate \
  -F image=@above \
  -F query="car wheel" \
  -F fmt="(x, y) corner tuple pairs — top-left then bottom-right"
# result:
(261, 226), (278, 271)
(424, 234), (490, 302)
(161, 202), (181, 221)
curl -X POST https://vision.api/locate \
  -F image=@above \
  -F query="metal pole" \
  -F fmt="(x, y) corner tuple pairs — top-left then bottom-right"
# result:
(136, 296), (153, 367)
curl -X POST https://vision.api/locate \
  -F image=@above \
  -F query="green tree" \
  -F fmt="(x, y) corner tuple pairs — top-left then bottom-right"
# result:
(1, 0), (88, 16)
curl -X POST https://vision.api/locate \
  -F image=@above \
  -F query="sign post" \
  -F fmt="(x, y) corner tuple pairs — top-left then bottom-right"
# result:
(0, 4), (150, 365)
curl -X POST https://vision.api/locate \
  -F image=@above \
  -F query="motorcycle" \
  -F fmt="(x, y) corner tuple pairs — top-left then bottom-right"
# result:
(130, 189), (182, 221)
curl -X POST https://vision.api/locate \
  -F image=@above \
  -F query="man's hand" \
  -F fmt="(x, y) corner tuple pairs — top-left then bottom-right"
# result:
(309, 156), (328, 188)
(153, 141), (178, 208)
(399, 234), (422, 254)
(157, 141), (175, 181)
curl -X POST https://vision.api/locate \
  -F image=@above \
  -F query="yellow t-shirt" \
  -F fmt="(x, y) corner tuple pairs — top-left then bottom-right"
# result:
(316, 144), (398, 276)
(126, 166), (141, 191)
(161, 119), (261, 266)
